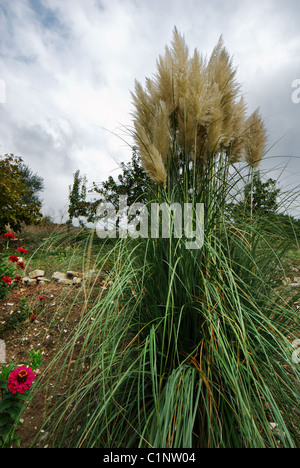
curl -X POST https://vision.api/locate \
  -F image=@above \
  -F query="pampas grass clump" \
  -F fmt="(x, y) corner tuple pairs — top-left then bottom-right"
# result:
(41, 28), (299, 449)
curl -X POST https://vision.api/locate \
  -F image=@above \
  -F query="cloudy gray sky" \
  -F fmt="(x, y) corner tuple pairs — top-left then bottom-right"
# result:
(1, 0), (299, 219)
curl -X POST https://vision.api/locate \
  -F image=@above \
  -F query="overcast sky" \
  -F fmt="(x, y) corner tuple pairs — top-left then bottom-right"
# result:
(0, 0), (299, 220)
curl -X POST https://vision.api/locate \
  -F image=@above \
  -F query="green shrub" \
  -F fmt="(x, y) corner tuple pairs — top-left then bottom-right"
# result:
(40, 28), (300, 449)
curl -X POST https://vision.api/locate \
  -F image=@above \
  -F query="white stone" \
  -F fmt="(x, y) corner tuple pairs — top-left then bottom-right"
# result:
(67, 271), (79, 278)
(82, 270), (98, 280)
(37, 277), (51, 283)
(282, 277), (291, 286)
(72, 277), (82, 285)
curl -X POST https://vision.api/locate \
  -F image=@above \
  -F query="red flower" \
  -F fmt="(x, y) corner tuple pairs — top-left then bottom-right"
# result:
(2, 276), (12, 285)
(9, 255), (19, 263)
(30, 314), (37, 321)
(38, 296), (46, 300)
(14, 276), (22, 283)
(4, 233), (15, 239)
(17, 247), (28, 253)
(17, 261), (25, 269)
(7, 366), (35, 394)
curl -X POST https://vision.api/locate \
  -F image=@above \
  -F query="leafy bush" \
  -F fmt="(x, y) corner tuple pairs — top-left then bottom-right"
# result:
(0, 154), (44, 232)
(0, 254), (14, 300)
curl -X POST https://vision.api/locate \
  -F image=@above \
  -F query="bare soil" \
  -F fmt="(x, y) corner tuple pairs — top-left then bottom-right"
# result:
(0, 228), (299, 448)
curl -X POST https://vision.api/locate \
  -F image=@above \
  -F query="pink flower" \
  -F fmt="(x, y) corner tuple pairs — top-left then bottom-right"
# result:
(4, 233), (15, 239)
(7, 366), (35, 394)
(9, 255), (19, 263)
(17, 247), (28, 253)
(2, 276), (12, 285)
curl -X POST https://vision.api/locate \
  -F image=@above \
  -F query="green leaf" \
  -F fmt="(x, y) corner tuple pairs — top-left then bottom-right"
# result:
(12, 434), (21, 447)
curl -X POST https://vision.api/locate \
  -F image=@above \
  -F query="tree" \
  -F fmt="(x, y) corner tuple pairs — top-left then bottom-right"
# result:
(68, 170), (89, 226)
(19, 164), (44, 205)
(0, 154), (44, 232)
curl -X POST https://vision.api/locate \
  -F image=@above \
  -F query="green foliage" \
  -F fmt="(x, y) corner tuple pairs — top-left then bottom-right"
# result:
(36, 31), (300, 448)
(67, 150), (153, 227)
(233, 170), (281, 217)
(0, 154), (44, 232)
(93, 150), (151, 205)
(23, 350), (43, 370)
